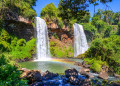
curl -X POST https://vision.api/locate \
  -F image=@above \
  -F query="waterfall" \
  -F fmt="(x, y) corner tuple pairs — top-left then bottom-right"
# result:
(73, 23), (88, 57)
(35, 17), (50, 61)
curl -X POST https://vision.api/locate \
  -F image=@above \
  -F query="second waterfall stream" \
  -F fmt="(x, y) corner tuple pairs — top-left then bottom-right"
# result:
(74, 23), (88, 57)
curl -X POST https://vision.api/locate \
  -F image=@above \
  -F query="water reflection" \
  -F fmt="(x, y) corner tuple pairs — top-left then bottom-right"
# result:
(19, 59), (81, 73)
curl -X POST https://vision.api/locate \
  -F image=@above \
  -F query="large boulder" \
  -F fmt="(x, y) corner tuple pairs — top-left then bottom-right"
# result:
(26, 70), (42, 84)
(42, 70), (58, 80)
(65, 68), (78, 78)
(98, 71), (108, 80)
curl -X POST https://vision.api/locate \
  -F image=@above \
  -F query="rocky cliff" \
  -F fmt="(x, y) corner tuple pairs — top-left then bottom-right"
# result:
(4, 16), (34, 41)
(47, 22), (74, 46)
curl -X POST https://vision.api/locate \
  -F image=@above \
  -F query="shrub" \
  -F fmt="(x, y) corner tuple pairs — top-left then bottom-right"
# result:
(90, 62), (101, 73)
(0, 55), (28, 85)
(0, 41), (11, 52)
(17, 39), (26, 46)
(11, 38), (36, 60)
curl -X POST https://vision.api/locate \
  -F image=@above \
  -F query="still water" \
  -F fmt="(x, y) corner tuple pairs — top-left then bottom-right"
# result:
(19, 58), (82, 73)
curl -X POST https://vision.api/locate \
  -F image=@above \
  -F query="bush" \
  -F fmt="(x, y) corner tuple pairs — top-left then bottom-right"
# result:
(0, 41), (11, 52)
(11, 38), (36, 59)
(90, 62), (101, 73)
(17, 39), (26, 46)
(83, 35), (120, 74)
(0, 55), (28, 85)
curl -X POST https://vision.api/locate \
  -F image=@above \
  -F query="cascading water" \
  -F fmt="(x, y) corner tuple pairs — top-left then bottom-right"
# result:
(74, 23), (88, 57)
(35, 17), (50, 61)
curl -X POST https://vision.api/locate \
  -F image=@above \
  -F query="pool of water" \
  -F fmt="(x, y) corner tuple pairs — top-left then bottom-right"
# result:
(19, 58), (82, 73)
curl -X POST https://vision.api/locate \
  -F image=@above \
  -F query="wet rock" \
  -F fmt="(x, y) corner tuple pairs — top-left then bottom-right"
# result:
(43, 80), (60, 86)
(110, 82), (120, 86)
(65, 68), (78, 78)
(79, 67), (90, 74)
(20, 68), (30, 78)
(86, 73), (94, 79)
(80, 79), (91, 86)
(69, 76), (80, 85)
(74, 62), (83, 66)
(114, 73), (120, 78)
(31, 82), (43, 86)
(98, 71), (108, 80)
(83, 64), (91, 68)
(82, 61), (87, 66)
(101, 65), (108, 72)
(42, 70), (58, 80)
(26, 70), (42, 84)
(79, 68), (94, 79)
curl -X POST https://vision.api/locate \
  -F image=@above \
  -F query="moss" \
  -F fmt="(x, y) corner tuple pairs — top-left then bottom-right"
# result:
(90, 62), (101, 73)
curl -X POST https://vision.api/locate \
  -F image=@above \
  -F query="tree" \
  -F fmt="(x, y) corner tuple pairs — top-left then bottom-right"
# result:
(118, 21), (120, 35)
(58, 0), (112, 22)
(0, 0), (37, 19)
(102, 10), (114, 24)
(113, 12), (120, 25)
(40, 3), (58, 21)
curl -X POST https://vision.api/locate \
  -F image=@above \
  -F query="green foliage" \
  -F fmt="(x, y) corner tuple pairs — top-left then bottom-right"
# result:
(104, 25), (113, 37)
(0, 55), (28, 85)
(0, 27), (36, 60)
(90, 62), (101, 73)
(41, 3), (64, 28)
(17, 39), (26, 46)
(0, 0), (37, 19)
(0, 41), (11, 52)
(113, 12), (120, 25)
(57, 17), (64, 28)
(52, 33), (59, 39)
(11, 38), (36, 60)
(95, 20), (107, 33)
(118, 21), (120, 34)
(82, 23), (97, 42)
(83, 35), (120, 74)
(41, 3), (58, 21)
(50, 41), (74, 58)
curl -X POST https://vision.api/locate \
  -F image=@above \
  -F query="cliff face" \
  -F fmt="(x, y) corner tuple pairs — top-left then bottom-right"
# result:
(4, 16), (34, 41)
(47, 22), (74, 46)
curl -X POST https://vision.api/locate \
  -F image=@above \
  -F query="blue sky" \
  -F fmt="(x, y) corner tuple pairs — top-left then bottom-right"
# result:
(33, 0), (120, 18)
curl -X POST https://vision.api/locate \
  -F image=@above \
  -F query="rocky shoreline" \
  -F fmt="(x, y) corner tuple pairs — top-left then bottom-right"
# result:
(20, 66), (120, 86)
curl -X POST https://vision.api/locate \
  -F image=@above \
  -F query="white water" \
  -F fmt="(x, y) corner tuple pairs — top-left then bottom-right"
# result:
(35, 17), (50, 61)
(74, 23), (88, 57)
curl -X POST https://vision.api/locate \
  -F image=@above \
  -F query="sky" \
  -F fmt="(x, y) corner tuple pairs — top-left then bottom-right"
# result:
(33, 0), (120, 18)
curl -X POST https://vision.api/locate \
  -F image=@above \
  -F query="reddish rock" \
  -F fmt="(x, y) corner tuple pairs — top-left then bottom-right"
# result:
(98, 71), (108, 80)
